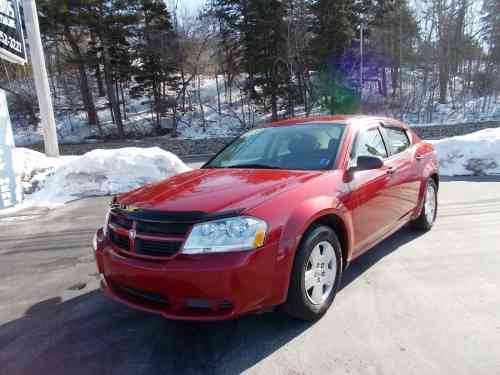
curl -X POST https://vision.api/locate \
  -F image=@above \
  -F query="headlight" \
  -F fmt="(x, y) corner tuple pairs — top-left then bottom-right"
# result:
(183, 216), (268, 254)
(103, 197), (117, 236)
(102, 209), (111, 236)
(92, 232), (98, 251)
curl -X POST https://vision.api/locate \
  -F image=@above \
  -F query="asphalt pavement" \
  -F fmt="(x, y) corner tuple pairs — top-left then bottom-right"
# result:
(1, 170), (500, 375)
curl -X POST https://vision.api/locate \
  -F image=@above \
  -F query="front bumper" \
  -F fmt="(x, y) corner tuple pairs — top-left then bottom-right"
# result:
(93, 228), (284, 321)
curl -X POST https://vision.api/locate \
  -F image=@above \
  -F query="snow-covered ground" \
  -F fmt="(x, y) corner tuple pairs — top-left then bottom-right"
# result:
(10, 147), (190, 211)
(9, 68), (500, 147)
(430, 127), (500, 176)
(12, 76), (255, 146)
(406, 96), (500, 127)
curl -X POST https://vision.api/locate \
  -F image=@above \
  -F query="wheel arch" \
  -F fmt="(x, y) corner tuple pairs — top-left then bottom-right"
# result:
(305, 213), (350, 269)
(430, 173), (439, 191)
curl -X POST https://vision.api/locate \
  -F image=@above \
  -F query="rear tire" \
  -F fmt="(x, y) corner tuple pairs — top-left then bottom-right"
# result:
(412, 178), (438, 231)
(283, 225), (343, 321)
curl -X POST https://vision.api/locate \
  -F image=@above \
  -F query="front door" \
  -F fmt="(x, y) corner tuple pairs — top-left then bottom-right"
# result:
(349, 126), (396, 256)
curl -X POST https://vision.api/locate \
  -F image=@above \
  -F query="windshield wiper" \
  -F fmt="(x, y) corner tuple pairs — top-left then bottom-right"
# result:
(225, 163), (282, 170)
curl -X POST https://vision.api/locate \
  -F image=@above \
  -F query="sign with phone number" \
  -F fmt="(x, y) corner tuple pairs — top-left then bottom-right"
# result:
(0, 0), (26, 65)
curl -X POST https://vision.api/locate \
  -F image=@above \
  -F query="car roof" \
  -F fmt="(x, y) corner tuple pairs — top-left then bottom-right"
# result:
(259, 115), (410, 130)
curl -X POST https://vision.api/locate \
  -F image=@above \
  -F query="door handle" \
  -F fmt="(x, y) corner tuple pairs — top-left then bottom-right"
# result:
(416, 155), (424, 161)
(386, 167), (396, 176)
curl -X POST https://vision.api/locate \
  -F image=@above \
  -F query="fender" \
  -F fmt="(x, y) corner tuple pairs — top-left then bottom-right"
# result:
(271, 194), (353, 304)
(413, 146), (439, 219)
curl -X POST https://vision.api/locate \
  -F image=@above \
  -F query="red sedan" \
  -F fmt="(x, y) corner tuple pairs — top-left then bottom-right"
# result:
(92, 115), (439, 321)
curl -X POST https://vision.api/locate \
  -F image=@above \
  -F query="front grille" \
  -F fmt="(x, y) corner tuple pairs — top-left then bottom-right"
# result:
(106, 208), (204, 259)
(110, 229), (130, 251)
(136, 239), (182, 257)
(111, 281), (169, 307)
(109, 214), (133, 230)
(136, 221), (190, 236)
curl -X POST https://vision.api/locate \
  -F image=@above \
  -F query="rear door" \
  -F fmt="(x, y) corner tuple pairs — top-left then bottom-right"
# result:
(380, 125), (421, 221)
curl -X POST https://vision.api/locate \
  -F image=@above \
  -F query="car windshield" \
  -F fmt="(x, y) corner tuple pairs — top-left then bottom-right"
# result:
(204, 123), (346, 171)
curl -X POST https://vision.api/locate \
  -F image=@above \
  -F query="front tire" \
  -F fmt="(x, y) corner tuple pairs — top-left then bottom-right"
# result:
(283, 225), (343, 321)
(412, 178), (438, 231)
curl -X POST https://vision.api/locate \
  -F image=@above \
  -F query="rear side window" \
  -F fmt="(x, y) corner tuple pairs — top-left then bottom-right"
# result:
(353, 128), (388, 159)
(384, 127), (411, 155)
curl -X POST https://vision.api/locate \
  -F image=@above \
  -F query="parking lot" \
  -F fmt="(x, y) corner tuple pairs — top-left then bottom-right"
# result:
(1, 174), (500, 375)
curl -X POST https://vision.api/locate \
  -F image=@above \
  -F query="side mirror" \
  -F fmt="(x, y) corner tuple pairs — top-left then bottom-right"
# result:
(356, 155), (384, 171)
(347, 156), (384, 177)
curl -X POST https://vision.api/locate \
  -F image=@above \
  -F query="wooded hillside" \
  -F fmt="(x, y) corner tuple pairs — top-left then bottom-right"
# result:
(1, 0), (499, 143)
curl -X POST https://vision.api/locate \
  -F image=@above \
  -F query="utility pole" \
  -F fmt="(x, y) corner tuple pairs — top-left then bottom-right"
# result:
(360, 21), (364, 89)
(23, 0), (60, 157)
(399, 0), (403, 120)
(360, 16), (367, 113)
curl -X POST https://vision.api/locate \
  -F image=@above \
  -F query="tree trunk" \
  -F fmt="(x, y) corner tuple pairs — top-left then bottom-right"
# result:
(171, 101), (178, 137)
(438, 61), (449, 104)
(102, 43), (124, 138)
(47, 54), (58, 100)
(64, 27), (100, 131)
(215, 73), (221, 115)
(198, 76), (207, 132)
(391, 67), (398, 98)
(381, 67), (388, 97)
(77, 61), (101, 130)
(180, 69), (187, 112)
(120, 81), (127, 121)
(271, 89), (278, 122)
(95, 63), (106, 97)
(152, 79), (161, 134)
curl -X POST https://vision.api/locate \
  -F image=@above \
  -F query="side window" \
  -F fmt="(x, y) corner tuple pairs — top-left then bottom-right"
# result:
(384, 127), (411, 155)
(353, 128), (388, 160)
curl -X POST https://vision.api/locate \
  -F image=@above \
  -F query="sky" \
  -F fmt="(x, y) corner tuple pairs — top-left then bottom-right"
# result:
(178, 0), (205, 14)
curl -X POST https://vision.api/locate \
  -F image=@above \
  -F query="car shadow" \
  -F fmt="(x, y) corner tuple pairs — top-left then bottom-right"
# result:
(0, 229), (423, 375)
(340, 227), (425, 291)
(0, 291), (313, 375)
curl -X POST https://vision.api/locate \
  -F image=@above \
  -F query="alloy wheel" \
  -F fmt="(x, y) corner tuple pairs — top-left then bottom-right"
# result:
(304, 241), (337, 305)
(425, 182), (437, 224)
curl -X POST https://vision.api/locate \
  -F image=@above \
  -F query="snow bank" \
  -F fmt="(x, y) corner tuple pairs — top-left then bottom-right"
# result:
(430, 128), (500, 176)
(12, 147), (190, 208)
(13, 148), (76, 195)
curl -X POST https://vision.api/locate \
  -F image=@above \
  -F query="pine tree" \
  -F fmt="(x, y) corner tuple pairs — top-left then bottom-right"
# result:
(133, 0), (179, 135)
(80, 0), (140, 138)
(482, 0), (500, 67)
(242, 0), (289, 121)
(309, 0), (357, 69)
(211, 0), (290, 121)
(38, 0), (101, 130)
(208, 0), (242, 106)
(369, 0), (419, 98)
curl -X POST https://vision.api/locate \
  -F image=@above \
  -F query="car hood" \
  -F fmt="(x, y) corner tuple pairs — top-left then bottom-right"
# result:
(118, 168), (323, 213)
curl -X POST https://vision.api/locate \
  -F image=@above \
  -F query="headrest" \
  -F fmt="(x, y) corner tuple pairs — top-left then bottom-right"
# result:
(287, 134), (319, 155)
(328, 138), (339, 152)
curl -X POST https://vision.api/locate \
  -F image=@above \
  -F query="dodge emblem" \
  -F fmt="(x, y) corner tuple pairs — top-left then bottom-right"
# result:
(128, 229), (137, 240)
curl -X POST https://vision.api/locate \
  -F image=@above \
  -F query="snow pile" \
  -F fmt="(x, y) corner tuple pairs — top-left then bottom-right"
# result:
(12, 147), (190, 207)
(13, 148), (77, 195)
(430, 128), (500, 176)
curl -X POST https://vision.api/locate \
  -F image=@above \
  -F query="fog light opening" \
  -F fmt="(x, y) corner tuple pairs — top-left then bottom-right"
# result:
(218, 300), (233, 311)
(185, 298), (213, 310)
